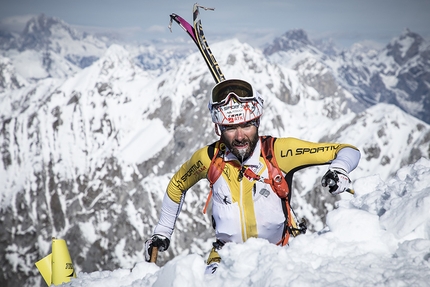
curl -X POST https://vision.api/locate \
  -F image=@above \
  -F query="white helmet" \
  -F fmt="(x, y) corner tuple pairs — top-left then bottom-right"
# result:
(208, 79), (264, 125)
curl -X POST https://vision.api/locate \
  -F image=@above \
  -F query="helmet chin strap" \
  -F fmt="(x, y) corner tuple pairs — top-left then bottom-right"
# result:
(215, 124), (222, 137)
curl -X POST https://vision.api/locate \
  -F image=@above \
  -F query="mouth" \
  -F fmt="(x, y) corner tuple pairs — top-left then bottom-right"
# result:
(233, 141), (249, 151)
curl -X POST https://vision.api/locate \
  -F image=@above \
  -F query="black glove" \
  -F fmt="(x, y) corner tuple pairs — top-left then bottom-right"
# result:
(321, 168), (351, 195)
(144, 234), (170, 262)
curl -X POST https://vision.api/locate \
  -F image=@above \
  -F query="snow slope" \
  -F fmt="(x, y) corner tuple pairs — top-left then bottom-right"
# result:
(63, 158), (430, 287)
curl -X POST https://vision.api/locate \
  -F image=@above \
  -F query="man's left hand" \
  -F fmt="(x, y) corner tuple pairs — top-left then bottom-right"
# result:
(321, 168), (351, 195)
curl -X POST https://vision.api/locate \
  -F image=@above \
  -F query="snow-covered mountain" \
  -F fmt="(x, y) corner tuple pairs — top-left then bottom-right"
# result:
(0, 14), (187, 84)
(0, 15), (429, 287)
(0, 14), (107, 81)
(264, 29), (430, 124)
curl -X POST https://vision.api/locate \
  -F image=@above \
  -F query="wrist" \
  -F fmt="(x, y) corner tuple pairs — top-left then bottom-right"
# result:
(153, 225), (173, 240)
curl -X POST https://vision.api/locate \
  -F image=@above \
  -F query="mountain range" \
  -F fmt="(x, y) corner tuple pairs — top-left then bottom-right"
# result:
(0, 14), (429, 287)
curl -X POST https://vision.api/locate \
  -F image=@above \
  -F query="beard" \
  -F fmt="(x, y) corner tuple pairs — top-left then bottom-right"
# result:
(221, 131), (259, 163)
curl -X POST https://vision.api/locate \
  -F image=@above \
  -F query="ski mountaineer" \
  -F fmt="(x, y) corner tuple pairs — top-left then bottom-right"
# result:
(144, 79), (361, 274)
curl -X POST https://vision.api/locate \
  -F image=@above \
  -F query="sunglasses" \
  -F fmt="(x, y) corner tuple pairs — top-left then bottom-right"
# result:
(211, 80), (255, 106)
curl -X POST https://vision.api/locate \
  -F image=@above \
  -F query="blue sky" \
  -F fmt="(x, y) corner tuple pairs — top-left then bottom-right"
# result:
(1, 0), (429, 49)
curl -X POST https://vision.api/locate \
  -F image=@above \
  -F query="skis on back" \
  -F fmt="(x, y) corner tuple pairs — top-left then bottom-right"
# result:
(169, 3), (225, 84)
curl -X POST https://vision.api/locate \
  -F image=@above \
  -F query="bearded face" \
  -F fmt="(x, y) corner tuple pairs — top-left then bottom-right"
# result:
(220, 122), (259, 162)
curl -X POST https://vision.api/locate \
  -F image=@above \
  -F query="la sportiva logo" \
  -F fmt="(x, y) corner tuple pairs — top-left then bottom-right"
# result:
(181, 160), (206, 182)
(280, 145), (339, 157)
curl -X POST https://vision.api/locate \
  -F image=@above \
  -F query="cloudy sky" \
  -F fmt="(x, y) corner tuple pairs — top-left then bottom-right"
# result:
(1, 0), (429, 49)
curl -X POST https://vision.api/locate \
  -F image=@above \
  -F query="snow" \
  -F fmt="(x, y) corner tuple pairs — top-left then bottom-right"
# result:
(10, 50), (50, 79)
(63, 158), (430, 287)
(119, 119), (171, 164)
(398, 35), (416, 59)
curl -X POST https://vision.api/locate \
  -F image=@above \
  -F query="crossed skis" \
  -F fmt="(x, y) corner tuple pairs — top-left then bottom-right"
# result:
(169, 4), (225, 84)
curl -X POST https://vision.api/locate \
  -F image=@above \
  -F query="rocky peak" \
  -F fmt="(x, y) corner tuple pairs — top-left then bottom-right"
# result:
(385, 28), (424, 65)
(20, 14), (81, 51)
(313, 37), (339, 56)
(263, 29), (313, 55)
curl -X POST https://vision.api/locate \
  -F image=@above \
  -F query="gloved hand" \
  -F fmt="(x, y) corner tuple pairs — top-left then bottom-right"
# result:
(321, 168), (351, 195)
(144, 234), (170, 262)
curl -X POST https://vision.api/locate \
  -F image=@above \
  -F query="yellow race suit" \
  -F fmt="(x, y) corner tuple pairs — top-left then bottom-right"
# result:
(153, 136), (360, 247)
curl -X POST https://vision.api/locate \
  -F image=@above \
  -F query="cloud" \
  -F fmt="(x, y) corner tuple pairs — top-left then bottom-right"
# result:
(72, 24), (143, 41)
(146, 25), (166, 34)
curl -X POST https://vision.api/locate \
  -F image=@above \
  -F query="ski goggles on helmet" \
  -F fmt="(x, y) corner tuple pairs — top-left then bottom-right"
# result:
(208, 79), (264, 126)
(210, 79), (258, 107)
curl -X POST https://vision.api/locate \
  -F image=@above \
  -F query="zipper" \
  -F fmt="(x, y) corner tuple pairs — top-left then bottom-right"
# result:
(239, 178), (247, 241)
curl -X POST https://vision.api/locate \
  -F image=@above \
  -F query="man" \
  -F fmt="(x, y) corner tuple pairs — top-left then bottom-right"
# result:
(144, 79), (361, 273)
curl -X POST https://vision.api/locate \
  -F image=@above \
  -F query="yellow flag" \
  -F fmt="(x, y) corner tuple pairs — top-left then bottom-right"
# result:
(52, 238), (76, 285)
(35, 253), (52, 286)
(35, 238), (76, 286)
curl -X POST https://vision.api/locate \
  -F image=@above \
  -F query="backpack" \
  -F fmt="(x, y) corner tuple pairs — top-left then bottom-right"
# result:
(203, 136), (306, 246)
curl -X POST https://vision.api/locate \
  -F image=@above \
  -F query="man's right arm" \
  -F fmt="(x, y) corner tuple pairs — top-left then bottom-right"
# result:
(153, 146), (213, 238)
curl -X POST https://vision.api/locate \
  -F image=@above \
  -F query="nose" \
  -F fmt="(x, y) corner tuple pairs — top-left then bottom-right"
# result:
(234, 127), (245, 141)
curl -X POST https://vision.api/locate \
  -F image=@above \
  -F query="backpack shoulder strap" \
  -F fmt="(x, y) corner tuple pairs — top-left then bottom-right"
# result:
(207, 141), (217, 160)
(261, 135), (282, 168)
(207, 141), (226, 185)
(203, 141), (226, 214)
(260, 135), (275, 161)
(260, 136), (299, 245)
(260, 136), (289, 198)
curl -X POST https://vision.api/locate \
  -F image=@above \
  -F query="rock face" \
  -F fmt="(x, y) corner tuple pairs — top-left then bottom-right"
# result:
(0, 15), (429, 287)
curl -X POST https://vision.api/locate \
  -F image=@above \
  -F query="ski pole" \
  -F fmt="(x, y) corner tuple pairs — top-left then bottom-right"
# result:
(150, 246), (158, 264)
(346, 188), (355, 195)
(327, 178), (355, 195)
